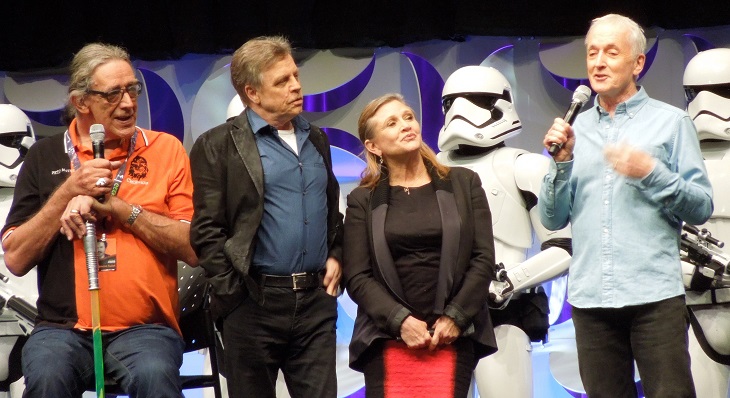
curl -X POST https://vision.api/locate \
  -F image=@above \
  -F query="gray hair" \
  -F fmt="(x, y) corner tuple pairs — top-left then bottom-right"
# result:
(67, 43), (131, 115)
(230, 36), (292, 104)
(586, 14), (647, 58)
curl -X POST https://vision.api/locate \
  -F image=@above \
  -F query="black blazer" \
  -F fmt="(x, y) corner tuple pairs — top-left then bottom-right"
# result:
(190, 110), (343, 320)
(343, 165), (497, 371)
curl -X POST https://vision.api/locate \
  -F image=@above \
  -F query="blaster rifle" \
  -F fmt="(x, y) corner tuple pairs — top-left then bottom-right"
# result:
(681, 223), (730, 291)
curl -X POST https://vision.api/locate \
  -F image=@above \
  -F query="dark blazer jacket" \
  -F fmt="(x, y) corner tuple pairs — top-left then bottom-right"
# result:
(189, 110), (343, 320)
(343, 165), (497, 371)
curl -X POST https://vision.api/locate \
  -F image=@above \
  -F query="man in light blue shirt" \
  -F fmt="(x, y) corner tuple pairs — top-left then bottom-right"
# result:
(539, 14), (712, 398)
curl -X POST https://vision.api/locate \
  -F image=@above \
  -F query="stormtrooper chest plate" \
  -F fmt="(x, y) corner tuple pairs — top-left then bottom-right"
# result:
(437, 148), (533, 249)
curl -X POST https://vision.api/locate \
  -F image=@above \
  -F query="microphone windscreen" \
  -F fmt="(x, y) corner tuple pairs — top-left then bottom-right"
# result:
(89, 124), (105, 145)
(573, 85), (592, 105)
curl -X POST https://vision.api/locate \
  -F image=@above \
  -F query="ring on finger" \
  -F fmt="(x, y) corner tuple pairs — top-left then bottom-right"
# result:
(95, 177), (108, 187)
(70, 209), (80, 214)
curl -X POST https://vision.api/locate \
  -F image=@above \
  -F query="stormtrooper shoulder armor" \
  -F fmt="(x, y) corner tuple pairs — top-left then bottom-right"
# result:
(513, 152), (551, 202)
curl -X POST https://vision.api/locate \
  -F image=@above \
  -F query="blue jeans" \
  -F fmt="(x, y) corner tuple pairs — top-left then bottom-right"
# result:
(572, 295), (696, 398)
(22, 324), (185, 398)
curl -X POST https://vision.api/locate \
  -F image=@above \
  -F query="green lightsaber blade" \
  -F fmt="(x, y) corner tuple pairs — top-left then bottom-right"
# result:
(90, 289), (104, 396)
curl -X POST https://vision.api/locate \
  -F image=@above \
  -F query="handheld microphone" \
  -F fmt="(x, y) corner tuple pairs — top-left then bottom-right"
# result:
(90, 124), (105, 159)
(89, 124), (106, 203)
(548, 85), (592, 156)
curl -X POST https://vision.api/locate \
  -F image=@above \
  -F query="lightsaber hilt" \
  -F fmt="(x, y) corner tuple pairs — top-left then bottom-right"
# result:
(84, 221), (100, 290)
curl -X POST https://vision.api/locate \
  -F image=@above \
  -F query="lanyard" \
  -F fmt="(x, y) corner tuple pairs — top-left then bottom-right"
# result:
(63, 128), (138, 197)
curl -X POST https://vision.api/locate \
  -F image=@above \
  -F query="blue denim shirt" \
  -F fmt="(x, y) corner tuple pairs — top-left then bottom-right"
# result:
(539, 87), (713, 308)
(248, 108), (329, 275)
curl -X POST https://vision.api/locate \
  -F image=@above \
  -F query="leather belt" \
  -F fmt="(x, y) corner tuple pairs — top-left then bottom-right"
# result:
(256, 271), (323, 291)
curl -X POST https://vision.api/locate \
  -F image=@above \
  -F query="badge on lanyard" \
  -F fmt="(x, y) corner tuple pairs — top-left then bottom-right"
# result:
(97, 233), (118, 271)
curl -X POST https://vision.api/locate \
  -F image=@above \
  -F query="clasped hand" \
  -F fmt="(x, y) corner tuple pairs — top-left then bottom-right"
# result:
(400, 315), (460, 351)
(59, 159), (123, 240)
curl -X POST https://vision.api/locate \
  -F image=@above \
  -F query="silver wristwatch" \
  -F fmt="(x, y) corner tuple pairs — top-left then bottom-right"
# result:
(126, 204), (143, 226)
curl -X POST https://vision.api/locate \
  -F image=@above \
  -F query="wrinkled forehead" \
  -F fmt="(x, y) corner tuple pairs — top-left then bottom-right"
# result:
(91, 60), (136, 88)
(261, 55), (297, 81)
(587, 21), (632, 45)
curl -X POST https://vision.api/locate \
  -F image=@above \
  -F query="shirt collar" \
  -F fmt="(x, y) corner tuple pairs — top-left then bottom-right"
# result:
(67, 118), (146, 158)
(247, 107), (311, 136)
(594, 86), (649, 119)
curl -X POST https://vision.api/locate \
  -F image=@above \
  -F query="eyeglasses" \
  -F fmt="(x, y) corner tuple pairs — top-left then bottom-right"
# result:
(87, 82), (143, 104)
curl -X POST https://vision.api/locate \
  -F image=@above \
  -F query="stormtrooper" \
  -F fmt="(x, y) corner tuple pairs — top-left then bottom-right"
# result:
(0, 104), (37, 396)
(436, 66), (572, 398)
(681, 47), (730, 398)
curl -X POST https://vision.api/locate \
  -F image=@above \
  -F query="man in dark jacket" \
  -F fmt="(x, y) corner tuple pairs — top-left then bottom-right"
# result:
(190, 35), (344, 398)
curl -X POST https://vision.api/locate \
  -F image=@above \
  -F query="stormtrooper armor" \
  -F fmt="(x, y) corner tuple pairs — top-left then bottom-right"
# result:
(226, 95), (245, 121)
(0, 104), (37, 395)
(0, 105), (35, 188)
(437, 66), (571, 398)
(439, 65), (522, 152)
(681, 47), (730, 398)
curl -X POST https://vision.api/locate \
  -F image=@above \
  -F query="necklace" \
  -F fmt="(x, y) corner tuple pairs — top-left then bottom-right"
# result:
(400, 168), (427, 195)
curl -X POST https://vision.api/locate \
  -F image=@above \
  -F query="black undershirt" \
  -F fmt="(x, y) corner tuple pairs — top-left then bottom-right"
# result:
(384, 183), (442, 322)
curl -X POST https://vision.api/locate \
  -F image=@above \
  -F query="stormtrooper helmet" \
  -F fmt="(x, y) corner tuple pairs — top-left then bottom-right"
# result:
(0, 104), (35, 187)
(226, 95), (245, 121)
(683, 48), (730, 141)
(438, 65), (522, 152)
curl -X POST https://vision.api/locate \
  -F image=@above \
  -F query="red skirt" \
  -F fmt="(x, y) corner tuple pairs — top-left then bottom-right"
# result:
(363, 339), (475, 398)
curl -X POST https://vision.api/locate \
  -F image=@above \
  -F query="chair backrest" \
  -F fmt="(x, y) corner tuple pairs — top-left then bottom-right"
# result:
(178, 263), (217, 351)
(176, 262), (223, 397)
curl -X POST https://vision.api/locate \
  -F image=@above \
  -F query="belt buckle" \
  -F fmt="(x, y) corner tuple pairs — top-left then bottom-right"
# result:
(291, 272), (308, 291)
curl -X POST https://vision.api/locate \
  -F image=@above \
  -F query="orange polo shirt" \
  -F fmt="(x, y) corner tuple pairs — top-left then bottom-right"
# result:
(68, 121), (193, 335)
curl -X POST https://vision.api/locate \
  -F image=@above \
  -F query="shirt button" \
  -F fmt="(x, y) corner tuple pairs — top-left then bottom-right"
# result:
(603, 228), (609, 233)
(304, 219), (309, 224)
(604, 200), (609, 205)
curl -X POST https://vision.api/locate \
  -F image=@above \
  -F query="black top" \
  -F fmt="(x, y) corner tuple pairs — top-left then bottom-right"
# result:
(385, 183), (441, 322)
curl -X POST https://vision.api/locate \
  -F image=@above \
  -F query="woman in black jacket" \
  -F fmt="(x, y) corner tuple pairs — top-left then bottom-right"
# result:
(343, 93), (498, 397)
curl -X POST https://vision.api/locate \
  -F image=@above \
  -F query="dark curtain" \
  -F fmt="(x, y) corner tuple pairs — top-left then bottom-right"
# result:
(2, 0), (728, 72)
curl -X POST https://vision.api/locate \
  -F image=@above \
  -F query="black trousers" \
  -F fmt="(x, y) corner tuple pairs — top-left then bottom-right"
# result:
(572, 295), (696, 398)
(222, 286), (338, 398)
